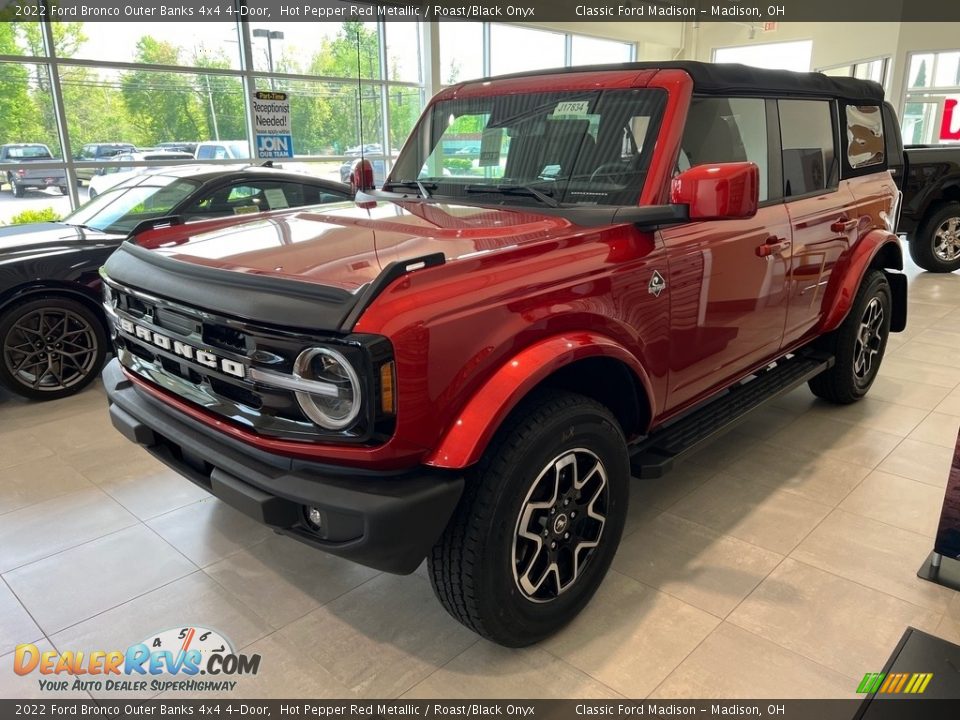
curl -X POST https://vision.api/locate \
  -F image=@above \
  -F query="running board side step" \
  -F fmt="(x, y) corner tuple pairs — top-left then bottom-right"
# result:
(629, 354), (834, 479)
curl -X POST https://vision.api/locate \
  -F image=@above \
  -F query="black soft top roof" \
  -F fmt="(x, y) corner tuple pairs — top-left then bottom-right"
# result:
(474, 61), (885, 103)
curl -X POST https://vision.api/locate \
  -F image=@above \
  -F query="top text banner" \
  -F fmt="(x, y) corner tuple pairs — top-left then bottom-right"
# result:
(3, 0), (960, 23)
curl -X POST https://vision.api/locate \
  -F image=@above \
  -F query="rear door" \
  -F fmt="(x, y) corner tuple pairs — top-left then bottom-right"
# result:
(662, 97), (791, 409)
(779, 99), (855, 345)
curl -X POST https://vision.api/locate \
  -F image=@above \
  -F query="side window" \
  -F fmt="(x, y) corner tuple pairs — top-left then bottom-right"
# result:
(845, 105), (885, 169)
(778, 99), (838, 197)
(196, 146), (215, 160)
(680, 97), (769, 202)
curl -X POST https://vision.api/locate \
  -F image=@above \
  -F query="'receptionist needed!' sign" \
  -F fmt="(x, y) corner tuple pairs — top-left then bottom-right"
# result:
(252, 90), (293, 159)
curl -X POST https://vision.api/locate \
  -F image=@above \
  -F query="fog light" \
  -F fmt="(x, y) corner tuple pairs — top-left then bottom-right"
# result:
(307, 507), (323, 529)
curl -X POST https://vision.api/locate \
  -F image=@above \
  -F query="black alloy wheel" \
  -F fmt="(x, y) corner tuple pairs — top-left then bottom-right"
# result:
(0, 297), (106, 401)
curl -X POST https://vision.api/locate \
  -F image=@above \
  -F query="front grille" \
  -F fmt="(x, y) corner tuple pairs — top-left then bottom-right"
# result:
(106, 281), (358, 442)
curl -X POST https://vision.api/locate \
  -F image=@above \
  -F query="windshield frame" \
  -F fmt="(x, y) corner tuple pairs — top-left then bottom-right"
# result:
(388, 87), (667, 209)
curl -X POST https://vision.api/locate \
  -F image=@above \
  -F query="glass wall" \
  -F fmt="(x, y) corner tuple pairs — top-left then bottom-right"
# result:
(713, 40), (813, 72)
(902, 51), (960, 145)
(819, 57), (891, 92)
(439, 23), (636, 85)
(0, 13), (635, 225)
(0, 16), (425, 223)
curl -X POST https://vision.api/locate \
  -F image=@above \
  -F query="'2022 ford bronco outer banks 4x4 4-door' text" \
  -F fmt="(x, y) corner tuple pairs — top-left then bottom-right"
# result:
(100, 62), (906, 646)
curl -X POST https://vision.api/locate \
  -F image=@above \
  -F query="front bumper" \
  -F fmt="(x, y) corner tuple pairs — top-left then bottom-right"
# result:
(102, 359), (463, 574)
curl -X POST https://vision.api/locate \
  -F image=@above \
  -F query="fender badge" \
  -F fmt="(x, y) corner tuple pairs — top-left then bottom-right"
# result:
(648, 270), (666, 297)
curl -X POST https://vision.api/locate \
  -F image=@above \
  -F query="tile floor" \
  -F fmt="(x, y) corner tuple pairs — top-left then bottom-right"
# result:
(2, 251), (960, 700)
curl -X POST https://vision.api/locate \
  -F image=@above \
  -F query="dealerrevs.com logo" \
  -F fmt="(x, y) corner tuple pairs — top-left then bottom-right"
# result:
(14, 626), (261, 694)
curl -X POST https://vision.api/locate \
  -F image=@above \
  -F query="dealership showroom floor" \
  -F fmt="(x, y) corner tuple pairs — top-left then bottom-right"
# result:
(0, 252), (957, 701)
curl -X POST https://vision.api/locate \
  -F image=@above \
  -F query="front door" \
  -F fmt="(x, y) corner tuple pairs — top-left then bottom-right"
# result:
(661, 96), (789, 411)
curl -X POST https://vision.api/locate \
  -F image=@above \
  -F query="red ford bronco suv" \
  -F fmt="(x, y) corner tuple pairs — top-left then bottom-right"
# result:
(100, 62), (906, 646)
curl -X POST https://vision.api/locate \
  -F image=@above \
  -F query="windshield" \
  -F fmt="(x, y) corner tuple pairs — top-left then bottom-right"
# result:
(64, 177), (200, 234)
(389, 88), (666, 207)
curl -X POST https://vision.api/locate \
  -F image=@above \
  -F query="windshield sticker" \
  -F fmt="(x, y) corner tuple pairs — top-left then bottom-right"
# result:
(263, 188), (289, 209)
(552, 100), (590, 117)
(479, 128), (503, 167)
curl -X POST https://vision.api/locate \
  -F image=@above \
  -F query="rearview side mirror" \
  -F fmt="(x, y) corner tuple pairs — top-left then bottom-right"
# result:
(349, 159), (376, 195)
(670, 162), (759, 220)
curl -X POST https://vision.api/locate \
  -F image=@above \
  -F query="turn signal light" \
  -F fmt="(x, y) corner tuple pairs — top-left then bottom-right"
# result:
(380, 361), (395, 415)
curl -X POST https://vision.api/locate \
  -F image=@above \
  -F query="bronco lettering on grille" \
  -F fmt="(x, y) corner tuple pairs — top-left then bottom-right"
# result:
(118, 317), (246, 379)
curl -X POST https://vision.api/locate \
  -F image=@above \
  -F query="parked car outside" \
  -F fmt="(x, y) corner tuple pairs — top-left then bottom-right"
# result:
(0, 165), (352, 401)
(898, 144), (960, 271)
(194, 141), (250, 160)
(88, 151), (195, 197)
(99, 62), (906, 646)
(73, 143), (136, 182)
(339, 156), (387, 185)
(156, 141), (199, 155)
(0, 144), (68, 197)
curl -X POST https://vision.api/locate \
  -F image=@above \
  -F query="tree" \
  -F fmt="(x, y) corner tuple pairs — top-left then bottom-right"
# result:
(121, 38), (207, 144)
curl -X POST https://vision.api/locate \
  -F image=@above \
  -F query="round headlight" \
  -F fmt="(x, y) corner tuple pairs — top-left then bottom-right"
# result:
(293, 347), (361, 430)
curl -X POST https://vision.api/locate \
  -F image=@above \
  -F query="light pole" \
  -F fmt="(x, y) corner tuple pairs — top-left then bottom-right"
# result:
(252, 29), (284, 85)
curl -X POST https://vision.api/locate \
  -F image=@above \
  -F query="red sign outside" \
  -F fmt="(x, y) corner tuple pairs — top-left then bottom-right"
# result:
(941, 99), (960, 141)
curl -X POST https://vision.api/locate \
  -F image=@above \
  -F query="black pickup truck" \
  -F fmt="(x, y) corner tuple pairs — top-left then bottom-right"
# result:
(900, 144), (960, 272)
(0, 144), (68, 197)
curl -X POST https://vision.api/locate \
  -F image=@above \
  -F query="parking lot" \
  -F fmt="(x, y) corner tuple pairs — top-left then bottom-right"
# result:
(0, 184), (89, 226)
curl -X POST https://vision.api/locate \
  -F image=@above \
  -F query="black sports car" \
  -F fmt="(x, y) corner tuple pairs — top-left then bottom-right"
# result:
(0, 164), (353, 401)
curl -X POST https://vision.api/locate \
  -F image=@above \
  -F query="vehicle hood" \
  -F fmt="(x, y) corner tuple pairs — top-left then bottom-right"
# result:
(0, 222), (122, 260)
(148, 201), (574, 293)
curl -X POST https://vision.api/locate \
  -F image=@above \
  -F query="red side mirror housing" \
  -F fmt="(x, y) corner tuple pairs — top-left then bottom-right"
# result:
(349, 159), (375, 194)
(670, 162), (759, 220)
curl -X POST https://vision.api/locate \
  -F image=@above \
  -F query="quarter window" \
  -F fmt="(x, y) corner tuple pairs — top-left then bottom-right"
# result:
(845, 105), (885, 169)
(679, 97), (769, 202)
(778, 99), (837, 197)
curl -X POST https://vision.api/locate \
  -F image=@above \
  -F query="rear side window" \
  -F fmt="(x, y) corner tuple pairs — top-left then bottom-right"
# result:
(778, 99), (838, 197)
(679, 97), (770, 202)
(845, 105), (885, 169)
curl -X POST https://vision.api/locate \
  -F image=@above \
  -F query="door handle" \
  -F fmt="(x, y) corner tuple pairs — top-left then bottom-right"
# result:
(831, 218), (859, 234)
(756, 236), (791, 257)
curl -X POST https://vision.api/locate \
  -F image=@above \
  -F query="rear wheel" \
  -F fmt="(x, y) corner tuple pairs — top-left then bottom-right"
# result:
(909, 203), (960, 273)
(428, 390), (629, 646)
(808, 269), (891, 404)
(0, 297), (106, 401)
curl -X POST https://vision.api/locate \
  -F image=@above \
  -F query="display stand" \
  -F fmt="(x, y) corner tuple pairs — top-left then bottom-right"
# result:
(917, 431), (960, 591)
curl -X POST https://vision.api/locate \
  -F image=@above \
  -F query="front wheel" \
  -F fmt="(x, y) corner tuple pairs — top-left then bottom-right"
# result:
(58, 186), (68, 195)
(808, 269), (891, 404)
(0, 297), (107, 401)
(429, 390), (629, 646)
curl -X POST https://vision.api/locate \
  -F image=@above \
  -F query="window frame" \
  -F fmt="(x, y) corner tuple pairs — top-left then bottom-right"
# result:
(776, 97), (842, 202)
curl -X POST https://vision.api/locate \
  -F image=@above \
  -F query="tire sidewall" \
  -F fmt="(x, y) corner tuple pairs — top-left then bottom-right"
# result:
(0, 297), (107, 401)
(477, 404), (629, 644)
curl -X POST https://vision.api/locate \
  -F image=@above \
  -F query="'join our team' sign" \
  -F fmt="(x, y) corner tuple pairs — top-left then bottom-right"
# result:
(252, 90), (293, 159)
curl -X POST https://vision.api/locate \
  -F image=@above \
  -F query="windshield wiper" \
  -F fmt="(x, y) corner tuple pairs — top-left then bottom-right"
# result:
(382, 179), (436, 198)
(464, 183), (559, 208)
